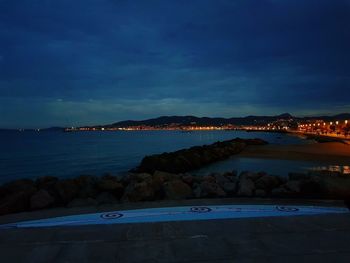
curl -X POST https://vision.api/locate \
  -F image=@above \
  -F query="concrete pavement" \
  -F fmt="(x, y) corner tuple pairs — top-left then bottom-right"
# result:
(0, 198), (349, 263)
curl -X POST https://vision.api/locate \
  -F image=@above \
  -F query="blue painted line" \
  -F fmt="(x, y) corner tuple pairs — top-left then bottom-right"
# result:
(0, 205), (348, 229)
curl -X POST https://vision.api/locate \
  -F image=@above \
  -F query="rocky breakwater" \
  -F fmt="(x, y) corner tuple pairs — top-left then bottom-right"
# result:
(1, 170), (350, 216)
(133, 138), (268, 174)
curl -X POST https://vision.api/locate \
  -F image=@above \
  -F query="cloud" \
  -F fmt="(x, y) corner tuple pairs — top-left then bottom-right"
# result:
(0, 0), (349, 127)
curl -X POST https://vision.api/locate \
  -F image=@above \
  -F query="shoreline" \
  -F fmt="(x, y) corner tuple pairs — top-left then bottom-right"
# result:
(1, 138), (350, 217)
(236, 142), (350, 164)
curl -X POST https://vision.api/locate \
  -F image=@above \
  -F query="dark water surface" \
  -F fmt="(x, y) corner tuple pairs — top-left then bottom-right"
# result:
(0, 130), (314, 183)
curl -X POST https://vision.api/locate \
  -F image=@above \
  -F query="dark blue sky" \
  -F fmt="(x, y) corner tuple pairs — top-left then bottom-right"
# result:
(0, 0), (349, 128)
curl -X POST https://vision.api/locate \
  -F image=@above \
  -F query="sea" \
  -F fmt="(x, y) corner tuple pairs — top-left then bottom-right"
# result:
(0, 130), (346, 183)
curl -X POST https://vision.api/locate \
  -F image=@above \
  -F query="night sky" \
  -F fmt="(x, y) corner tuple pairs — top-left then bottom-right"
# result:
(0, 0), (349, 128)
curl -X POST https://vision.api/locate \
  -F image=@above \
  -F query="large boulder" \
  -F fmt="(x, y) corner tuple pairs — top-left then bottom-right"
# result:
(96, 192), (118, 205)
(35, 176), (58, 189)
(97, 176), (124, 198)
(254, 175), (281, 192)
(237, 176), (255, 196)
(222, 182), (237, 194)
(122, 181), (155, 202)
(271, 187), (290, 197)
(202, 175), (216, 183)
(239, 171), (262, 182)
(0, 186), (36, 215)
(0, 179), (37, 215)
(128, 173), (153, 183)
(182, 174), (195, 186)
(54, 179), (80, 204)
(288, 172), (310, 181)
(213, 173), (230, 187)
(197, 181), (226, 198)
(74, 175), (98, 198)
(284, 180), (301, 193)
(0, 179), (36, 199)
(163, 180), (192, 200)
(30, 189), (55, 210)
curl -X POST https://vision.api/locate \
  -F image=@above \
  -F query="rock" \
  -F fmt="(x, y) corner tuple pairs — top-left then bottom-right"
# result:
(288, 172), (310, 181)
(96, 192), (118, 205)
(0, 179), (36, 198)
(230, 170), (238, 177)
(67, 198), (98, 208)
(98, 178), (122, 191)
(239, 171), (262, 182)
(153, 171), (176, 181)
(213, 173), (230, 186)
(182, 174), (195, 186)
(254, 175), (280, 192)
(134, 138), (268, 173)
(122, 181), (155, 202)
(222, 182), (237, 194)
(271, 187), (290, 197)
(75, 175), (98, 198)
(199, 181), (226, 197)
(30, 189), (55, 210)
(285, 180), (301, 193)
(54, 179), (79, 204)
(0, 187), (36, 215)
(237, 176), (255, 196)
(163, 180), (192, 200)
(255, 189), (266, 197)
(193, 185), (202, 198)
(203, 175), (216, 183)
(35, 176), (58, 189)
(129, 173), (153, 182)
(97, 177), (124, 198)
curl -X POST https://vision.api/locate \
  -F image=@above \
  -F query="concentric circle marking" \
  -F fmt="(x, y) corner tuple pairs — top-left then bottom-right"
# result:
(276, 206), (299, 212)
(190, 207), (212, 213)
(100, 212), (123, 219)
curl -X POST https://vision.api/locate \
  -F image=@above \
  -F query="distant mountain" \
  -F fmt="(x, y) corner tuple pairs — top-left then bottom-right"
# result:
(90, 112), (350, 128)
(103, 113), (295, 128)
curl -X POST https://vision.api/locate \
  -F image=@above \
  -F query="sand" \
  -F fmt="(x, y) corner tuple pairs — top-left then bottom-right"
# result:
(237, 142), (350, 164)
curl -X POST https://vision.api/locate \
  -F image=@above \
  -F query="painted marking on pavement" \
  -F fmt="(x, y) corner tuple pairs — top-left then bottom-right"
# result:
(0, 205), (348, 229)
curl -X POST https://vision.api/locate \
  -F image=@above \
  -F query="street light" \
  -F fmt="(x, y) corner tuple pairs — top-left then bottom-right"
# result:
(346, 120), (348, 125)
(336, 121), (339, 125)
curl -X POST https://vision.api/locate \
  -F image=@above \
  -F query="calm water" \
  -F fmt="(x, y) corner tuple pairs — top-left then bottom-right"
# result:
(0, 130), (323, 183)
